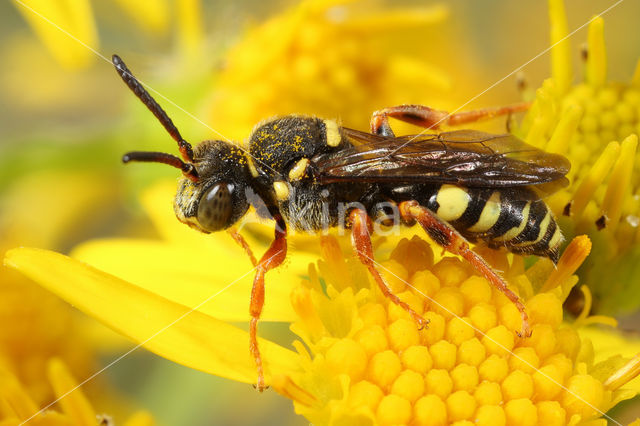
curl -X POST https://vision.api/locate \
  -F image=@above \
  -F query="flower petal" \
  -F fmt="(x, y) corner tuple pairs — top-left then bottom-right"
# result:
(70, 238), (308, 322)
(4, 248), (300, 384)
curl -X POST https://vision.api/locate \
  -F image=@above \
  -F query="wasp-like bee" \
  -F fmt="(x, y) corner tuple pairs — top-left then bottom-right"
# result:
(113, 55), (569, 391)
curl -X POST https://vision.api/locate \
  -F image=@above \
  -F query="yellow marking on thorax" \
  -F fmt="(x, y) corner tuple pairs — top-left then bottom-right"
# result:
(436, 185), (470, 221)
(289, 158), (309, 181)
(495, 202), (531, 241)
(245, 155), (259, 178)
(273, 181), (290, 201)
(324, 119), (341, 147)
(468, 191), (501, 232)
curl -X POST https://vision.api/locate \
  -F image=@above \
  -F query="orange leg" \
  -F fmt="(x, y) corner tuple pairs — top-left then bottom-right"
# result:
(370, 102), (531, 136)
(249, 216), (287, 391)
(228, 228), (258, 267)
(349, 209), (429, 329)
(398, 201), (530, 338)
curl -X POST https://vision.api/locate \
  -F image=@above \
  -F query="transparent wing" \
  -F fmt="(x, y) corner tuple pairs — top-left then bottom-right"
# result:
(313, 128), (570, 195)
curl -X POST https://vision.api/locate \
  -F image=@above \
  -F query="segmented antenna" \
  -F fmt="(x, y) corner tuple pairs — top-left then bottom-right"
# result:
(112, 54), (195, 162)
(122, 151), (199, 182)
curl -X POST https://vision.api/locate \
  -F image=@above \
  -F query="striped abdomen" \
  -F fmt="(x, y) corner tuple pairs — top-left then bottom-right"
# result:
(427, 184), (563, 263)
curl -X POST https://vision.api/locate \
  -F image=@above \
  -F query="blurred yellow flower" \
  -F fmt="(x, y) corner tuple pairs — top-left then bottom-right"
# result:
(0, 357), (154, 425)
(515, 0), (640, 314)
(0, 171), (123, 405)
(209, 0), (455, 139)
(12, 0), (203, 69)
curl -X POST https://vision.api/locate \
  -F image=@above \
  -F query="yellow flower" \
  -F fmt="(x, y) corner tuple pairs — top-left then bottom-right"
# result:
(12, 0), (200, 69)
(0, 357), (154, 425)
(6, 187), (640, 425)
(209, 0), (455, 139)
(514, 0), (640, 314)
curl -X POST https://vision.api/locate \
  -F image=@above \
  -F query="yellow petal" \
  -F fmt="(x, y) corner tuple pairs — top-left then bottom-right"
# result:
(177, 0), (204, 63)
(548, 0), (572, 94)
(4, 248), (300, 385)
(579, 327), (640, 364)
(71, 238), (304, 322)
(0, 369), (38, 421)
(112, 0), (169, 36)
(123, 411), (155, 426)
(13, 0), (97, 69)
(586, 16), (607, 88)
(47, 359), (95, 426)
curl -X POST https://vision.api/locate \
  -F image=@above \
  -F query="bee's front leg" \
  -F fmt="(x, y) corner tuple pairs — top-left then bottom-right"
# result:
(370, 102), (531, 135)
(349, 208), (429, 329)
(398, 201), (531, 338)
(249, 216), (287, 392)
(228, 228), (258, 267)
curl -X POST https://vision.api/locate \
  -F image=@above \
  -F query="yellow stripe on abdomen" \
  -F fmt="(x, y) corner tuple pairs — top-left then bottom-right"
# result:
(494, 202), (531, 241)
(468, 191), (501, 233)
(436, 185), (471, 221)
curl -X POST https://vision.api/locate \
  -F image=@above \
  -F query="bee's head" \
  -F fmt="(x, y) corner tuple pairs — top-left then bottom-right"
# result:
(172, 140), (251, 233)
(113, 54), (250, 233)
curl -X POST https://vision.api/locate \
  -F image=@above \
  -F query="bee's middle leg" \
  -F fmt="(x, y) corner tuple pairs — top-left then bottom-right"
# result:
(249, 216), (287, 392)
(398, 201), (531, 338)
(349, 208), (429, 329)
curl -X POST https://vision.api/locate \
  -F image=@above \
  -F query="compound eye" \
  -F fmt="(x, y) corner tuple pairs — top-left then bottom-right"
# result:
(197, 183), (233, 232)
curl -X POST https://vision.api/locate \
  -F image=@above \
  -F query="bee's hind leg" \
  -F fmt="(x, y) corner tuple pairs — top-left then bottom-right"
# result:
(349, 208), (429, 329)
(398, 201), (531, 338)
(370, 103), (531, 135)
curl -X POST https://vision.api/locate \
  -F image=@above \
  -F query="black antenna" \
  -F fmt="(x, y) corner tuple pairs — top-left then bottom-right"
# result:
(122, 151), (199, 182)
(112, 54), (194, 162)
